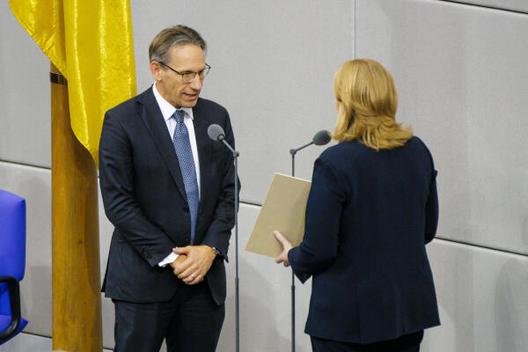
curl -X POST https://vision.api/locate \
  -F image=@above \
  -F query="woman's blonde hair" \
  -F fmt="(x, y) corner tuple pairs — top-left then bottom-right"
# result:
(333, 59), (412, 150)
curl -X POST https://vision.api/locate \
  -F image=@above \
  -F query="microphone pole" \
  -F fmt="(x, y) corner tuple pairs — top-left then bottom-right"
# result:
(207, 124), (240, 352)
(288, 130), (331, 352)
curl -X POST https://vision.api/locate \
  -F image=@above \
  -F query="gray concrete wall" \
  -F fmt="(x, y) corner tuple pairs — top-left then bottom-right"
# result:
(1, 0), (527, 351)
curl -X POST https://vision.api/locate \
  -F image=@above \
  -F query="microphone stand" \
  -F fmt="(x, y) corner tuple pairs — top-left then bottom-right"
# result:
(207, 124), (241, 352)
(220, 138), (241, 352)
(234, 152), (240, 352)
(287, 141), (313, 352)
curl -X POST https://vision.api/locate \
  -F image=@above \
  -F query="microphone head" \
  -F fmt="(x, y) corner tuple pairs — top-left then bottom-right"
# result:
(312, 130), (331, 146)
(207, 124), (225, 141)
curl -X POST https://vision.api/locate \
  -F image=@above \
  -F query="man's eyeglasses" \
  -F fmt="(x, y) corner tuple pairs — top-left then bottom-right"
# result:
(158, 61), (211, 83)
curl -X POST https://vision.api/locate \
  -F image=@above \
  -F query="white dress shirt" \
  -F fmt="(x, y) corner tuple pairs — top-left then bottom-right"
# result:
(152, 83), (201, 191)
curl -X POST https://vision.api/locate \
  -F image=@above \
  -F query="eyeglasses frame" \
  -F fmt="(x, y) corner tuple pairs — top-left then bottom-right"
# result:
(157, 61), (211, 83)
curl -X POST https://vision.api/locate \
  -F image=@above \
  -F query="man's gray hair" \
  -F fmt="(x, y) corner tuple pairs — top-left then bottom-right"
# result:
(149, 25), (207, 63)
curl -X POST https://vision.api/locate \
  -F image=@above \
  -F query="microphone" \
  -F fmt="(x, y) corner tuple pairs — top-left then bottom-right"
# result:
(312, 130), (331, 146)
(207, 124), (239, 157)
(207, 124), (226, 142)
(290, 129), (331, 155)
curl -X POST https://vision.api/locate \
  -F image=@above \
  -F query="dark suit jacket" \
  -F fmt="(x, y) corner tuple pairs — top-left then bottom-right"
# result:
(288, 136), (440, 344)
(99, 87), (236, 305)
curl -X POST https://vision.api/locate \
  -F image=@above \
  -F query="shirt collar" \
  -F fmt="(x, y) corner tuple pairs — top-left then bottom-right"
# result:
(152, 83), (194, 122)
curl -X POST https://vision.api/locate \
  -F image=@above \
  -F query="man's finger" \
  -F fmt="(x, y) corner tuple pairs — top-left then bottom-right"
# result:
(187, 273), (202, 285)
(178, 266), (198, 280)
(173, 246), (191, 255)
(183, 271), (202, 285)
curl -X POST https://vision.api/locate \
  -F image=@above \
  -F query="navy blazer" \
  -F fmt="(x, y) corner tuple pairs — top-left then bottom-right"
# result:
(289, 137), (440, 344)
(99, 88), (236, 305)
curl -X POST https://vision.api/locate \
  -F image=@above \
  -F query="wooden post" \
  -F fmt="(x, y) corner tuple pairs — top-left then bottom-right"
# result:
(50, 63), (102, 351)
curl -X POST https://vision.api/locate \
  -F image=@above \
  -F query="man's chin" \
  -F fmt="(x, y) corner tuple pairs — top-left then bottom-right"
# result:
(181, 98), (199, 108)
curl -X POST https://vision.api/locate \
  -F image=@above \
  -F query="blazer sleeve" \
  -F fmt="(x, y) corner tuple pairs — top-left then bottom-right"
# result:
(200, 112), (239, 260)
(288, 158), (346, 283)
(424, 169), (439, 244)
(99, 111), (175, 267)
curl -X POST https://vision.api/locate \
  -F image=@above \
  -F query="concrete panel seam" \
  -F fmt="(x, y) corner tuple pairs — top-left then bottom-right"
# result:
(435, 236), (528, 258)
(0, 159), (51, 171)
(14, 331), (52, 340)
(436, 0), (528, 15)
(353, 0), (357, 58)
(240, 200), (262, 208)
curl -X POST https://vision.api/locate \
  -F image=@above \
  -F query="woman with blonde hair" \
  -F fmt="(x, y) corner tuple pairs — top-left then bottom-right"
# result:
(275, 59), (440, 352)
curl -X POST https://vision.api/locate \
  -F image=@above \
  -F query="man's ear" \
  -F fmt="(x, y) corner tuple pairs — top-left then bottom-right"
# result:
(150, 61), (162, 81)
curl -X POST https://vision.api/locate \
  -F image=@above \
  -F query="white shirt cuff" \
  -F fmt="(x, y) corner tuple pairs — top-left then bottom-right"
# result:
(158, 252), (179, 267)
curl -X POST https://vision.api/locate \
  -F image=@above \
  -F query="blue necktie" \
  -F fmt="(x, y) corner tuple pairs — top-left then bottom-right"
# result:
(172, 110), (199, 243)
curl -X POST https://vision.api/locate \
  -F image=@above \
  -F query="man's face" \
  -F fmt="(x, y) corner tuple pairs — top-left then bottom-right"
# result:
(151, 44), (206, 108)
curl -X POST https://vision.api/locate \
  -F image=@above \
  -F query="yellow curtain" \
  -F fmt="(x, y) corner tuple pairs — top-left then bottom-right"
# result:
(9, 0), (137, 164)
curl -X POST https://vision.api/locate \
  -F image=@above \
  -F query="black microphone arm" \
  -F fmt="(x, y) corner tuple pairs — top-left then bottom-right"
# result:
(288, 129), (331, 352)
(207, 123), (240, 352)
(289, 130), (331, 156)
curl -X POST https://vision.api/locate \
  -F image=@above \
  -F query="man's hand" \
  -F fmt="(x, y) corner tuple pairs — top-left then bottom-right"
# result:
(169, 254), (187, 271)
(274, 230), (293, 267)
(171, 245), (217, 285)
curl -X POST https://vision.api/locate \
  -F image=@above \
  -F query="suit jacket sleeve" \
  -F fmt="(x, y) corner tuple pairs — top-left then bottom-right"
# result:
(200, 111), (238, 260)
(99, 110), (175, 267)
(288, 158), (346, 282)
(424, 169), (439, 244)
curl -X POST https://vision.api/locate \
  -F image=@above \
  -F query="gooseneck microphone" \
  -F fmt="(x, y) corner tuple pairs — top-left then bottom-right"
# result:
(288, 129), (331, 352)
(207, 124), (225, 141)
(289, 129), (331, 157)
(313, 129), (332, 146)
(208, 124), (239, 157)
(207, 123), (241, 352)
(290, 130), (331, 174)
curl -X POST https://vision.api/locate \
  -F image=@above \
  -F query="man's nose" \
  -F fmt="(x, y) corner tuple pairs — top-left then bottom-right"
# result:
(190, 75), (203, 90)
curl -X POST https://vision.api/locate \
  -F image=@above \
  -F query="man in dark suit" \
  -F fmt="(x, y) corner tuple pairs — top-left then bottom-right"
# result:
(99, 25), (237, 352)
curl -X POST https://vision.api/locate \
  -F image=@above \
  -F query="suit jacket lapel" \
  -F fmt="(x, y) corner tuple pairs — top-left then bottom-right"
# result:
(192, 100), (213, 209)
(137, 88), (187, 200)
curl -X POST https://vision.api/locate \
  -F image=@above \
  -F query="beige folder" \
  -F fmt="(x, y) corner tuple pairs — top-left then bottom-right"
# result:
(246, 173), (311, 258)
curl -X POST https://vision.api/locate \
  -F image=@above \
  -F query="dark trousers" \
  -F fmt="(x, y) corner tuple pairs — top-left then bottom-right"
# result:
(311, 331), (424, 352)
(113, 282), (225, 352)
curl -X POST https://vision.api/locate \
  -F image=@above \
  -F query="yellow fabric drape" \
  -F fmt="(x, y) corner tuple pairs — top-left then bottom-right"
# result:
(9, 0), (137, 164)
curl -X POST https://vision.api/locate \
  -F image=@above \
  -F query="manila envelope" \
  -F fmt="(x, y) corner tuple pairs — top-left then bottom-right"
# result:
(246, 173), (311, 257)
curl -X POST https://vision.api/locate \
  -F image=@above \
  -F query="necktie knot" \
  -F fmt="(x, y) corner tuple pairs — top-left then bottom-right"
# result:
(173, 109), (185, 124)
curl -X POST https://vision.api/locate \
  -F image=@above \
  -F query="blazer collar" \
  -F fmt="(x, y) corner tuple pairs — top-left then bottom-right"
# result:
(192, 101), (214, 207)
(136, 88), (187, 199)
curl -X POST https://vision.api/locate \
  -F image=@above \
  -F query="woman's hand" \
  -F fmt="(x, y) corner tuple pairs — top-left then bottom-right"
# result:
(274, 230), (293, 267)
